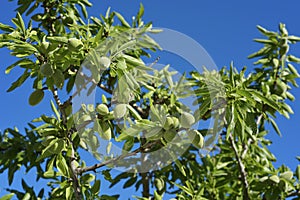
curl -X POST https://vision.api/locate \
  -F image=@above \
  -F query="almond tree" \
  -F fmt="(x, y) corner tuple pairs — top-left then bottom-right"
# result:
(1, 1), (300, 199)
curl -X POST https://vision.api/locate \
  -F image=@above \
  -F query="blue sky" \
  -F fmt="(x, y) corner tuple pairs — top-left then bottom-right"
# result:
(0, 0), (300, 198)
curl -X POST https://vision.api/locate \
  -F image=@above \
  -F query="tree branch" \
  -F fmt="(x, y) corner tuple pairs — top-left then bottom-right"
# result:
(51, 87), (83, 199)
(76, 141), (157, 175)
(69, 139), (83, 200)
(140, 133), (150, 198)
(241, 114), (263, 159)
(67, 70), (112, 105)
(229, 134), (250, 200)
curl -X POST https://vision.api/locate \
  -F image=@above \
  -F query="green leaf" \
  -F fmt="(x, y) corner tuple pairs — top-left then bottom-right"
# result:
(251, 90), (281, 111)
(248, 47), (271, 59)
(173, 182), (193, 196)
(47, 36), (69, 44)
(256, 25), (277, 37)
(163, 65), (173, 88)
(269, 118), (281, 136)
(296, 165), (300, 180)
(136, 3), (144, 20)
(122, 137), (134, 152)
(288, 55), (300, 63)
(254, 38), (275, 44)
(106, 141), (112, 154)
(50, 100), (60, 120)
(29, 89), (44, 106)
(37, 138), (64, 161)
(99, 122), (112, 141)
(43, 170), (62, 178)
(235, 89), (257, 106)
(21, 179), (31, 191)
(195, 98), (211, 121)
(5, 58), (33, 74)
(7, 71), (30, 92)
(0, 193), (15, 200)
(154, 191), (163, 200)
(174, 160), (186, 176)
(0, 22), (14, 32)
(123, 176), (137, 188)
(10, 42), (37, 57)
(229, 62), (235, 87)
(126, 104), (142, 120)
(12, 13), (26, 35)
(288, 35), (300, 42)
(115, 12), (130, 28)
(78, 2), (88, 18)
(91, 180), (101, 194)
(287, 63), (300, 77)
(123, 54), (145, 67)
(22, 193), (31, 200)
(56, 153), (69, 177)
(53, 69), (65, 89)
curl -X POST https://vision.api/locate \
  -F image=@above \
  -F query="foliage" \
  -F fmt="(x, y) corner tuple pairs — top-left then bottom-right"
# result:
(1, 0), (300, 199)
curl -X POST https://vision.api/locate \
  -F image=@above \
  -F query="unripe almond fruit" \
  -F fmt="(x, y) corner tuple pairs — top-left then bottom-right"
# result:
(113, 104), (127, 119)
(280, 171), (293, 181)
(171, 117), (180, 128)
(180, 112), (195, 128)
(98, 56), (111, 70)
(96, 104), (109, 115)
(154, 178), (164, 191)
(187, 130), (204, 148)
(163, 117), (174, 130)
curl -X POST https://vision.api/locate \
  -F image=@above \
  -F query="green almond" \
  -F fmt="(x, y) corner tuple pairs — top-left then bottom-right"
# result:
(180, 112), (195, 128)
(98, 56), (111, 70)
(154, 178), (164, 191)
(280, 171), (293, 180)
(96, 104), (109, 115)
(113, 104), (127, 119)
(187, 130), (204, 148)
(171, 117), (180, 128)
(163, 117), (174, 130)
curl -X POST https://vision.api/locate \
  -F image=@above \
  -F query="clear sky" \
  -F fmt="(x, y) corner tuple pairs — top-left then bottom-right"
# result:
(0, 0), (300, 198)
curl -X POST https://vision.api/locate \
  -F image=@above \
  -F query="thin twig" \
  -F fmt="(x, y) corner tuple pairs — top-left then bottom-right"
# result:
(140, 133), (150, 198)
(229, 134), (250, 200)
(241, 114), (263, 159)
(76, 141), (157, 175)
(69, 140), (83, 200)
(51, 87), (82, 199)
(51, 88), (67, 124)
(130, 102), (148, 118)
(68, 71), (113, 103)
